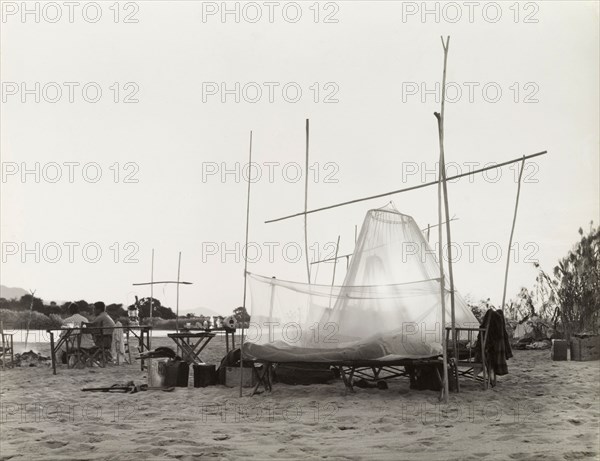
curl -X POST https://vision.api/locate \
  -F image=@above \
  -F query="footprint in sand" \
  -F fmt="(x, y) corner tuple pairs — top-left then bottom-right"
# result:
(563, 452), (598, 460)
(44, 440), (68, 449)
(15, 427), (42, 433)
(143, 447), (168, 457)
(495, 435), (514, 442)
(375, 425), (396, 433)
(152, 438), (184, 446)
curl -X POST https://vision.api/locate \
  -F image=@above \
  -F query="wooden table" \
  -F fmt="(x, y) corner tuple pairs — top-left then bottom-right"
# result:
(168, 328), (236, 364)
(168, 332), (215, 364)
(47, 326), (152, 374)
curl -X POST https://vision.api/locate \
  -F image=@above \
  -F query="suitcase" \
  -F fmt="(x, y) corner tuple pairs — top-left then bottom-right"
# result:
(164, 360), (189, 387)
(193, 364), (217, 387)
(551, 339), (568, 361)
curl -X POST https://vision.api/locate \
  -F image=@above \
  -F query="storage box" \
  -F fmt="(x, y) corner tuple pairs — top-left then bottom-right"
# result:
(147, 358), (168, 387)
(224, 366), (256, 388)
(551, 339), (568, 361)
(570, 335), (600, 361)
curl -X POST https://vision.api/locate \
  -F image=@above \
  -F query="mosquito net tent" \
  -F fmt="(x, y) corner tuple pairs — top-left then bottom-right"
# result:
(243, 203), (479, 363)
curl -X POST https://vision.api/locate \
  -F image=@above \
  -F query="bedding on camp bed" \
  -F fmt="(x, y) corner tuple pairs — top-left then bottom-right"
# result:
(242, 336), (442, 363)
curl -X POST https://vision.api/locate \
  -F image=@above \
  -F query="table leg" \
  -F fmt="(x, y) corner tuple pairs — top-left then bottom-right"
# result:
(139, 330), (145, 371)
(49, 332), (56, 375)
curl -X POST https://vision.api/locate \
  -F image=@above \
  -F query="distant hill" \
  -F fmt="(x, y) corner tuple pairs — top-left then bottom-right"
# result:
(0, 285), (28, 300)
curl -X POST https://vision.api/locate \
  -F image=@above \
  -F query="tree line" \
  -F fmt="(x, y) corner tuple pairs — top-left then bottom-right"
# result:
(0, 295), (250, 330)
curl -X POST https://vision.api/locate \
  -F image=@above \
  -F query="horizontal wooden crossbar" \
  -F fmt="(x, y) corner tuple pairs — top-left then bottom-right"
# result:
(265, 150), (547, 224)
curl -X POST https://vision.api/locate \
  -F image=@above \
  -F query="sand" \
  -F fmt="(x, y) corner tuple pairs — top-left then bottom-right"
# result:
(0, 335), (599, 461)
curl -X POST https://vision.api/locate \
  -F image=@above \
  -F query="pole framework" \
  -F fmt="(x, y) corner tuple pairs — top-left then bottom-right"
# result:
(240, 131), (253, 397)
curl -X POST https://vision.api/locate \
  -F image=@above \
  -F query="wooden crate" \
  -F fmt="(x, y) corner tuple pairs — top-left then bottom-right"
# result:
(225, 366), (256, 387)
(551, 339), (568, 361)
(570, 335), (600, 361)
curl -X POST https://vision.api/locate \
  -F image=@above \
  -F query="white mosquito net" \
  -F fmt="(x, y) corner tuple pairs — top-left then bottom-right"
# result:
(243, 203), (479, 363)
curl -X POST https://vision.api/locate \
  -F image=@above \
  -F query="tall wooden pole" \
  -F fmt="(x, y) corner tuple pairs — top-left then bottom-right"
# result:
(176, 251), (181, 332)
(150, 249), (154, 323)
(435, 36), (451, 403)
(501, 157), (526, 314)
(434, 36), (458, 383)
(437, 148), (449, 402)
(304, 119), (311, 284)
(240, 131), (253, 397)
(149, 249), (154, 349)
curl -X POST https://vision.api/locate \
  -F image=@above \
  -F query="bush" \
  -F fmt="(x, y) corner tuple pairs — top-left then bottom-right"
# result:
(49, 314), (65, 329)
(0, 309), (19, 326)
(0, 310), (63, 330)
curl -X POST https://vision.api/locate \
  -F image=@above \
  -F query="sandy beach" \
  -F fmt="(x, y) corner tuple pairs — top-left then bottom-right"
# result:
(0, 335), (598, 461)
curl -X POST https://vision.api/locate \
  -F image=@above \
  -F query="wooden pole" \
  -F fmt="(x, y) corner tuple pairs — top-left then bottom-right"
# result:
(240, 130), (253, 397)
(331, 235), (341, 287)
(23, 289), (36, 351)
(132, 280), (191, 288)
(435, 36), (450, 403)
(437, 153), (448, 403)
(149, 249), (154, 350)
(1, 321), (6, 370)
(501, 157), (526, 314)
(268, 276), (276, 320)
(176, 251), (181, 332)
(304, 119), (311, 284)
(265, 150), (547, 224)
(434, 36), (458, 385)
(150, 249), (154, 323)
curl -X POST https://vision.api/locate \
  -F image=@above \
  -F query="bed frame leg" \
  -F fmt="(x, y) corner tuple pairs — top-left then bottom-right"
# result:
(250, 363), (272, 396)
(339, 366), (356, 394)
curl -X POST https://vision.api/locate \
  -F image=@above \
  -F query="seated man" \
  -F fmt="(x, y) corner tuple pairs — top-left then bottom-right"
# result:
(60, 303), (94, 363)
(87, 302), (116, 348)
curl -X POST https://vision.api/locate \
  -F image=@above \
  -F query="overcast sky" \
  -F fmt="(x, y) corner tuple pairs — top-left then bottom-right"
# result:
(1, 1), (598, 316)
